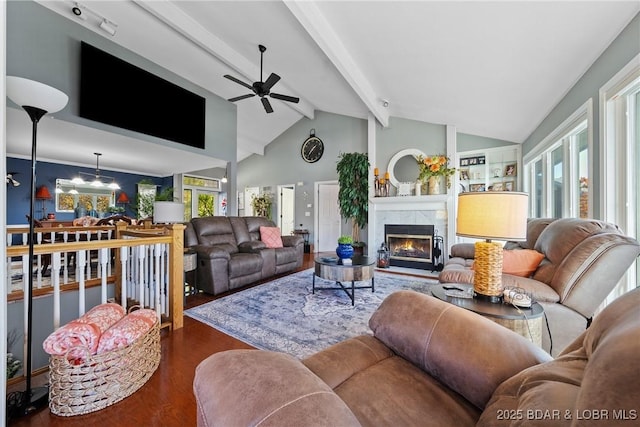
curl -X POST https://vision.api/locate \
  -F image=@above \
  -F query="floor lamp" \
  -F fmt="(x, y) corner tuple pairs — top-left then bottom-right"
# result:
(6, 76), (68, 418)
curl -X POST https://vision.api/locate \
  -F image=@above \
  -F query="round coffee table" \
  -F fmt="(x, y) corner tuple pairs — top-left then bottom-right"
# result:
(431, 284), (544, 346)
(313, 255), (375, 305)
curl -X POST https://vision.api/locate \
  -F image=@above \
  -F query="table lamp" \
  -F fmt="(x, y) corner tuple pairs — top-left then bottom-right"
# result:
(456, 192), (528, 302)
(154, 201), (185, 224)
(35, 185), (52, 219)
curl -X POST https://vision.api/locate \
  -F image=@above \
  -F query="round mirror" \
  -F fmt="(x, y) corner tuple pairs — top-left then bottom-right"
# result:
(387, 149), (425, 188)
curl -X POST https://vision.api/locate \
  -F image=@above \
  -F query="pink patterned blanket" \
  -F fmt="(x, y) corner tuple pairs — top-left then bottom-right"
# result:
(43, 304), (156, 363)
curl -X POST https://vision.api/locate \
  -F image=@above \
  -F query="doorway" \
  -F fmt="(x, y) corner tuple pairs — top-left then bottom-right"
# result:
(315, 181), (341, 252)
(277, 184), (295, 236)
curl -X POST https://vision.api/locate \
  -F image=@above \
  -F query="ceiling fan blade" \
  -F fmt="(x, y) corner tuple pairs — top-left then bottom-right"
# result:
(262, 73), (281, 92)
(228, 93), (256, 102)
(224, 74), (254, 91)
(261, 97), (274, 113)
(270, 93), (300, 103)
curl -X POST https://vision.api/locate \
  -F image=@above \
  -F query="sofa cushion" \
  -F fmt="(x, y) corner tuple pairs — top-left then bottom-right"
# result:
(260, 226), (283, 248)
(502, 249), (545, 277)
(228, 253), (263, 278)
(192, 217), (238, 253)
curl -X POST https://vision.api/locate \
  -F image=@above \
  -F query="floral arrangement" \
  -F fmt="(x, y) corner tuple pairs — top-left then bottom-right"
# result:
(251, 193), (273, 219)
(416, 154), (456, 183)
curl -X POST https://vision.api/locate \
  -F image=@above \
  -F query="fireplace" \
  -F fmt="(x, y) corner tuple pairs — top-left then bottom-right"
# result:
(385, 224), (435, 270)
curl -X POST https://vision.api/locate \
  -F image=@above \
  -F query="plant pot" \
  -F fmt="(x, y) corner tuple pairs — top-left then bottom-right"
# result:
(336, 243), (354, 259)
(352, 243), (365, 257)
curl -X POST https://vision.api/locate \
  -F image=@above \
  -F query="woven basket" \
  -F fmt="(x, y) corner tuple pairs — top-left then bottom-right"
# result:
(49, 319), (160, 416)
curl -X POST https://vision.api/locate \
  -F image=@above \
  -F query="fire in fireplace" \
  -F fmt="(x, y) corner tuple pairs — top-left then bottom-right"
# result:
(384, 224), (435, 270)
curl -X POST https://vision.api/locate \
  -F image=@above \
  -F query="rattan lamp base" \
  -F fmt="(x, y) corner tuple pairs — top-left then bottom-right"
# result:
(473, 241), (504, 303)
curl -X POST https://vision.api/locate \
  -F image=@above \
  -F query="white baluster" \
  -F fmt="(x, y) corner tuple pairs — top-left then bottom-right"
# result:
(120, 246), (129, 311)
(52, 252), (62, 329)
(77, 250), (86, 316)
(100, 247), (109, 304)
(138, 245), (146, 307)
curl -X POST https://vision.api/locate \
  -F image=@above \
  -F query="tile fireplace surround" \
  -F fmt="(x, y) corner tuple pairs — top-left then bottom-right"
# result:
(369, 195), (452, 264)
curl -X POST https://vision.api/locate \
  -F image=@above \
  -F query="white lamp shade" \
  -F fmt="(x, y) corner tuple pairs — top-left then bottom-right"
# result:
(456, 192), (529, 241)
(154, 202), (185, 224)
(6, 76), (69, 113)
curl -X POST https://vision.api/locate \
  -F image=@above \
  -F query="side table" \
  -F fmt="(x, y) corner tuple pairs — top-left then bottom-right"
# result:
(184, 250), (198, 305)
(431, 284), (544, 346)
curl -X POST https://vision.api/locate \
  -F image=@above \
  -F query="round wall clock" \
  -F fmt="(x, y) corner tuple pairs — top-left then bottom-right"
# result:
(301, 129), (324, 163)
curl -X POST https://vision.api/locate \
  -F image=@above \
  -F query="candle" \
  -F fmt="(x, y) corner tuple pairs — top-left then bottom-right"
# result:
(379, 178), (385, 184)
(384, 171), (390, 179)
(374, 167), (379, 176)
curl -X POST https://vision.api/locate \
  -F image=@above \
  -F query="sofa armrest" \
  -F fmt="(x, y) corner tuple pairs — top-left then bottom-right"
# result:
(191, 244), (231, 261)
(194, 350), (361, 427)
(238, 240), (267, 253)
(282, 234), (304, 247)
(369, 291), (552, 409)
(450, 243), (475, 259)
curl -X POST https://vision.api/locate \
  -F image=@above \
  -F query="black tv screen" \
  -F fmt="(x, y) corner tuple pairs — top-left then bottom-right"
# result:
(80, 42), (206, 149)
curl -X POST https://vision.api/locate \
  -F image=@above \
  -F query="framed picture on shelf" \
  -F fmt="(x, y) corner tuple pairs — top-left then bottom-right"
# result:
(490, 182), (504, 191)
(460, 169), (470, 180)
(470, 183), (486, 192)
(504, 163), (517, 177)
(504, 181), (514, 191)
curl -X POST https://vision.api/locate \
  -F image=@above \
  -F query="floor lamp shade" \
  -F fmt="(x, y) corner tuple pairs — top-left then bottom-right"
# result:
(5, 77), (68, 419)
(6, 76), (69, 113)
(456, 192), (528, 301)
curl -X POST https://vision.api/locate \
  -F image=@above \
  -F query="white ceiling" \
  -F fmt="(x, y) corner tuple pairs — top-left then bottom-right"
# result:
(10, 1), (639, 176)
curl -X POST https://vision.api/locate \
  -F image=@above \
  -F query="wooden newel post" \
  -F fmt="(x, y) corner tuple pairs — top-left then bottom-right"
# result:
(167, 223), (185, 329)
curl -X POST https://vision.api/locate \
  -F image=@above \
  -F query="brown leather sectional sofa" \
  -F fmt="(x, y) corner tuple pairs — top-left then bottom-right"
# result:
(185, 216), (304, 295)
(439, 218), (640, 355)
(194, 288), (640, 426)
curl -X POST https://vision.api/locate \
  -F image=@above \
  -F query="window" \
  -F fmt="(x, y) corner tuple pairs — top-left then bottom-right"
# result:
(600, 55), (639, 300)
(524, 101), (592, 219)
(55, 179), (115, 213)
(182, 175), (222, 220)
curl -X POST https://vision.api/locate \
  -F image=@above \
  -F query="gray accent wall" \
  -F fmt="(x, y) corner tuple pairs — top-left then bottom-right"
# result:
(522, 13), (640, 218)
(7, 1), (236, 162)
(237, 111), (367, 242)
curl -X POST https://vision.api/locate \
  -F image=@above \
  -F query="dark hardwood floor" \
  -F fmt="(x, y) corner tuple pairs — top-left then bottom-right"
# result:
(9, 254), (321, 427)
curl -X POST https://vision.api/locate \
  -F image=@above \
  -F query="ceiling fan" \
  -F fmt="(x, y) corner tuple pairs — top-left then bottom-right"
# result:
(224, 44), (299, 114)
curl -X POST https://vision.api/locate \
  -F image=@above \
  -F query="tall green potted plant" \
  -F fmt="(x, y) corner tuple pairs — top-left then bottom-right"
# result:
(336, 152), (370, 250)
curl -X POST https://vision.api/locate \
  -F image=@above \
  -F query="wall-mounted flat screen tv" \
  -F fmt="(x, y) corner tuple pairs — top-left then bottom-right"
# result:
(80, 41), (205, 149)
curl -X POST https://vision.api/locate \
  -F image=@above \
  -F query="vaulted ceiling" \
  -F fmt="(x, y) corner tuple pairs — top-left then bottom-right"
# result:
(10, 1), (639, 176)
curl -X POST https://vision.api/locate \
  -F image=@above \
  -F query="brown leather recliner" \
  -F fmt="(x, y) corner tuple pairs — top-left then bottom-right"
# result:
(193, 288), (640, 426)
(439, 218), (640, 355)
(185, 216), (303, 295)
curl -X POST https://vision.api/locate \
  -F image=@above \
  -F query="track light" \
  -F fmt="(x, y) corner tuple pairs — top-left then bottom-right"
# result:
(99, 19), (117, 36)
(71, 2), (117, 36)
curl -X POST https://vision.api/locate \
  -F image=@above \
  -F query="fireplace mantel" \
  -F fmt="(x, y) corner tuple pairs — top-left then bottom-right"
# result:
(370, 195), (449, 211)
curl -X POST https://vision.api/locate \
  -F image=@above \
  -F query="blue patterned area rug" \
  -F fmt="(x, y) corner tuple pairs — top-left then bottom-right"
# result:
(185, 269), (437, 359)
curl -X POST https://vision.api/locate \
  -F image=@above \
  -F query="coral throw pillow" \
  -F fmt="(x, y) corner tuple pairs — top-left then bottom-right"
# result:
(502, 249), (545, 277)
(260, 226), (283, 248)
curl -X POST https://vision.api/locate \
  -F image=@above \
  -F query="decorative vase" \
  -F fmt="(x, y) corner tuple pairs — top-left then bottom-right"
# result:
(336, 243), (354, 259)
(427, 176), (442, 195)
(415, 180), (422, 196)
(74, 206), (86, 218)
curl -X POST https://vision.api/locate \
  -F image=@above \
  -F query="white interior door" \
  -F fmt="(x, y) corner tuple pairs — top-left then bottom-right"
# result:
(244, 187), (260, 216)
(316, 182), (340, 252)
(278, 185), (295, 235)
